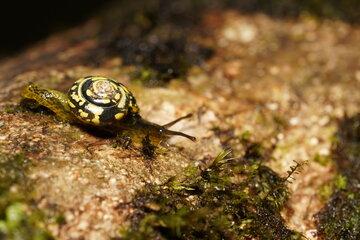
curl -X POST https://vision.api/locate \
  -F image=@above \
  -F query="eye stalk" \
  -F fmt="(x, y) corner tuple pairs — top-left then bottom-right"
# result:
(134, 113), (196, 142)
(159, 113), (196, 141)
(160, 127), (197, 142)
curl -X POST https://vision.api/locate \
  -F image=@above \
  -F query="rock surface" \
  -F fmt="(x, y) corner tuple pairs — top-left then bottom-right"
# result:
(0, 1), (359, 239)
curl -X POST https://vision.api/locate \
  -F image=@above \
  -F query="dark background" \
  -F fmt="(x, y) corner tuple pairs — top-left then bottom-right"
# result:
(0, 0), (359, 57)
(0, 0), (113, 57)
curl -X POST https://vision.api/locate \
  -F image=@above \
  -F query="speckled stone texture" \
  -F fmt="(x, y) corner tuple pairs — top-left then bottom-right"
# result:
(0, 1), (359, 239)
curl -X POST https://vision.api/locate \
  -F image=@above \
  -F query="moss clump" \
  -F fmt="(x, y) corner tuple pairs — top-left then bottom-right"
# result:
(0, 203), (53, 240)
(319, 175), (348, 202)
(316, 114), (360, 239)
(316, 189), (360, 240)
(0, 153), (53, 240)
(120, 143), (304, 239)
(313, 153), (331, 167)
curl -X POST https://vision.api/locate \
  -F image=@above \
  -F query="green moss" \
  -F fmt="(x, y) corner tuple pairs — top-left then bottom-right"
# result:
(316, 190), (360, 240)
(240, 130), (251, 142)
(334, 175), (347, 190)
(319, 184), (333, 202)
(131, 68), (158, 87)
(3, 105), (23, 114)
(0, 203), (53, 240)
(318, 174), (348, 203)
(120, 143), (304, 239)
(0, 153), (53, 239)
(313, 153), (331, 166)
(316, 114), (360, 239)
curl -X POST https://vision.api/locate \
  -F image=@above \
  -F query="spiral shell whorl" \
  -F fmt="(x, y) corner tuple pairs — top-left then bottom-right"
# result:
(68, 76), (139, 125)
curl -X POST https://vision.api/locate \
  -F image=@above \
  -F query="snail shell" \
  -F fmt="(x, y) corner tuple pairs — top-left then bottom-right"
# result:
(67, 76), (139, 125)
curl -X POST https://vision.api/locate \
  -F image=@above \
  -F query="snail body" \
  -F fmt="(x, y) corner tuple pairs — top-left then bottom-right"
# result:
(21, 76), (196, 143)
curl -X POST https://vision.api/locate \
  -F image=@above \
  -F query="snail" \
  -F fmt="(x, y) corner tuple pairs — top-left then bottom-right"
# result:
(21, 76), (196, 144)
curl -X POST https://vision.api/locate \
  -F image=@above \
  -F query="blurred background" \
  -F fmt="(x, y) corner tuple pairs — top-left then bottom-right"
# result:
(0, 0), (108, 56)
(0, 0), (359, 57)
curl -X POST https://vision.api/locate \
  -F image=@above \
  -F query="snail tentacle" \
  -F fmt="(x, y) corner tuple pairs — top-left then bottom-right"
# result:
(162, 113), (193, 128)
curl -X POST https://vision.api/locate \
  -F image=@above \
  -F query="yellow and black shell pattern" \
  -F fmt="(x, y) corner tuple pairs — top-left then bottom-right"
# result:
(67, 76), (139, 125)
